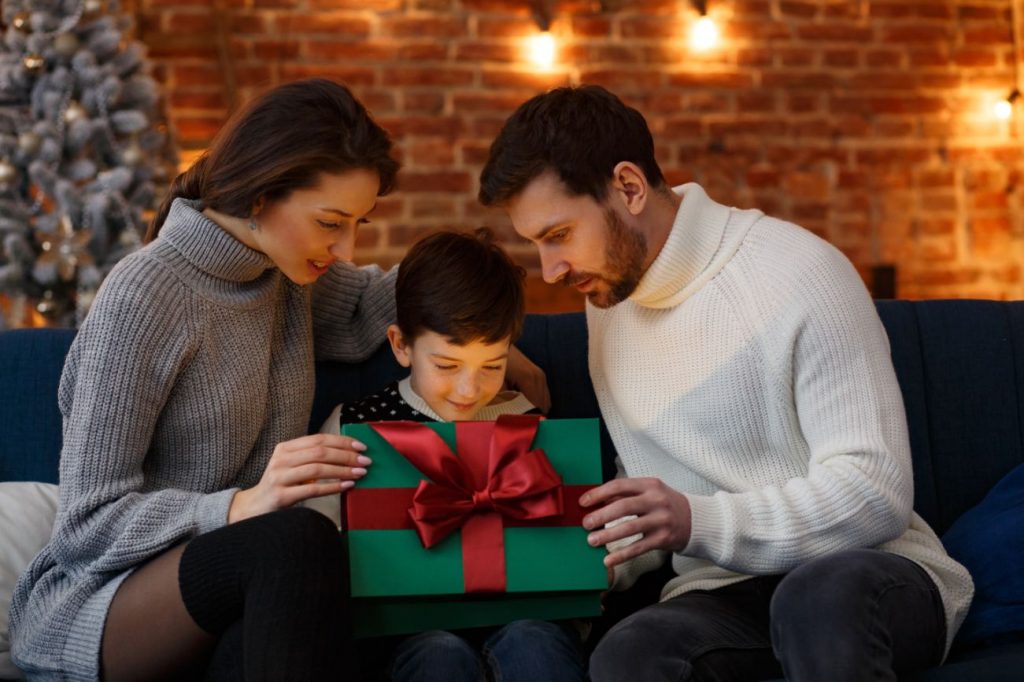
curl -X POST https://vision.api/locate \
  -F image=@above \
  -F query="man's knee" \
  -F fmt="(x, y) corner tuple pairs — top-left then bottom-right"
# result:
(591, 608), (679, 681)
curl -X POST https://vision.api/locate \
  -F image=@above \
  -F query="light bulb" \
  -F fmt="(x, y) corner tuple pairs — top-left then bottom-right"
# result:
(527, 32), (556, 70)
(690, 16), (719, 51)
(994, 98), (1014, 120)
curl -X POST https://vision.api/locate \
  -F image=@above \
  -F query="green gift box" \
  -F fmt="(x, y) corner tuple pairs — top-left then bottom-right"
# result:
(341, 416), (607, 638)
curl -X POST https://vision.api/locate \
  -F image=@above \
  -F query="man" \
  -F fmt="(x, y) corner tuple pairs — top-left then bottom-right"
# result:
(479, 85), (972, 682)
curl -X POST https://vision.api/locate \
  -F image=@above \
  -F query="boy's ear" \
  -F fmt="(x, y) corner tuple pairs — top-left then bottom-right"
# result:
(387, 324), (412, 368)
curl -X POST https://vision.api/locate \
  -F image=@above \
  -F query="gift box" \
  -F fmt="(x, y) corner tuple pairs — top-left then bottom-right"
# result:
(341, 415), (607, 638)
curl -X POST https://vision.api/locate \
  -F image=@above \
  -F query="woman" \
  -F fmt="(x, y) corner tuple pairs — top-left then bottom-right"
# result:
(9, 79), (546, 681)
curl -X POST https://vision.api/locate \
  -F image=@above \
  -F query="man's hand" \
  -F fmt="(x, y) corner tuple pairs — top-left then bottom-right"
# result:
(505, 345), (551, 414)
(580, 478), (692, 568)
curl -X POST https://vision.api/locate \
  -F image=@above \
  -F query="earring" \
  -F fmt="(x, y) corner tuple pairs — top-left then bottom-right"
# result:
(248, 217), (259, 231)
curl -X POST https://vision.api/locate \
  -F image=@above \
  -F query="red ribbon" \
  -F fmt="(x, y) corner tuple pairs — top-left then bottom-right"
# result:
(365, 415), (564, 593)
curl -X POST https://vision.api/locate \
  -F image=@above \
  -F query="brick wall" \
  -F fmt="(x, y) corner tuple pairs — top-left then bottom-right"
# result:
(131, 0), (1024, 308)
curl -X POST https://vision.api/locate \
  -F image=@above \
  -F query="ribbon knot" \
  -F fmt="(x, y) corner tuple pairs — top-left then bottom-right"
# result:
(367, 415), (564, 592)
(471, 489), (495, 511)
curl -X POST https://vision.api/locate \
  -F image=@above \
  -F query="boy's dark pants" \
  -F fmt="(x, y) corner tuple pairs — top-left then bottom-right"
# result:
(590, 549), (946, 682)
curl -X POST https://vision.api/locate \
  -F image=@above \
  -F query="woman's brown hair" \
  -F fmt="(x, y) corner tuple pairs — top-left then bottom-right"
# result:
(147, 78), (398, 242)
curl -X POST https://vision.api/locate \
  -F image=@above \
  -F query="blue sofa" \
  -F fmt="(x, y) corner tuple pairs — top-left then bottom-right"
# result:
(2, 300), (1023, 680)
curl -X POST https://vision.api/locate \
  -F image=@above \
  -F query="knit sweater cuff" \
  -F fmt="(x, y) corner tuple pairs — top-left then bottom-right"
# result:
(196, 488), (237, 535)
(683, 493), (730, 565)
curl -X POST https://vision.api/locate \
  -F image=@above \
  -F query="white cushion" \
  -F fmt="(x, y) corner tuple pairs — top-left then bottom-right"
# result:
(0, 482), (59, 680)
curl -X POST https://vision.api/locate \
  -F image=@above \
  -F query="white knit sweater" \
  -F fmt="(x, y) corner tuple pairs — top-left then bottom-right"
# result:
(591, 184), (972, 655)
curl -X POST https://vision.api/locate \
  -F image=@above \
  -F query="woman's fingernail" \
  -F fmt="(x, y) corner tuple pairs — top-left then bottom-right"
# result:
(340, 480), (355, 490)
(352, 467), (367, 476)
(357, 455), (372, 466)
(351, 440), (367, 451)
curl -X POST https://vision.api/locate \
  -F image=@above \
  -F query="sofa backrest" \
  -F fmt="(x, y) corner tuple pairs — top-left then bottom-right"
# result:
(3, 301), (1022, 536)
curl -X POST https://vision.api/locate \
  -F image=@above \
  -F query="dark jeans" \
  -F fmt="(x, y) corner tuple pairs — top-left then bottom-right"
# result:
(389, 620), (586, 682)
(590, 549), (947, 682)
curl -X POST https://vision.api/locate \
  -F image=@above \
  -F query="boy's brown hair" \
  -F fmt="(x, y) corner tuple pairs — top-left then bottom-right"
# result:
(396, 228), (525, 346)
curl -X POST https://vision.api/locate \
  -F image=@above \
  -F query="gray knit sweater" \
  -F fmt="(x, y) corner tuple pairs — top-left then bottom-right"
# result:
(8, 199), (396, 680)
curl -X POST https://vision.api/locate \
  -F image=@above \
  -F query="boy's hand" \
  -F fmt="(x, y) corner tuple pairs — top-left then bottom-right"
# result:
(506, 345), (551, 413)
(228, 433), (371, 523)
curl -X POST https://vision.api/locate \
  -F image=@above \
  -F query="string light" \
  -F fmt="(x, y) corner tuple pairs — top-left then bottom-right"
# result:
(526, 31), (556, 70)
(688, 0), (719, 52)
(994, 90), (1019, 120)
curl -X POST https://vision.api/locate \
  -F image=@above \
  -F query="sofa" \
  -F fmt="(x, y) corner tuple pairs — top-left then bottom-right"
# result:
(1, 300), (1023, 680)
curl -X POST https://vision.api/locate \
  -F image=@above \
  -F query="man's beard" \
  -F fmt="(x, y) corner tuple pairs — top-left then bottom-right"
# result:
(565, 208), (647, 309)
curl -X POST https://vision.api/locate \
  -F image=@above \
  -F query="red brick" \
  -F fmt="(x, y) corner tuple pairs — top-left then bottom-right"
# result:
(274, 13), (371, 35)
(382, 16), (468, 38)
(398, 44), (449, 60)
(866, 50), (903, 68)
(379, 116), (465, 138)
(169, 91), (227, 110)
(455, 42), (518, 63)
(166, 11), (214, 33)
(762, 72), (836, 89)
(869, 2), (914, 19)
(736, 48), (773, 66)
(779, 2), (818, 18)
(309, 0), (401, 8)
(251, 39), (300, 60)
(732, 0), (772, 17)
(451, 92), (530, 113)
(667, 71), (755, 89)
(778, 48), (816, 67)
(882, 26), (953, 43)
(963, 26), (1013, 45)
(476, 17), (537, 38)
(571, 16), (611, 37)
(253, 0), (299, 7)
(620, 16), (686, 39)
(577, 69), (662, 90)
(227, 13), (267, 33)
(409, 196), (458, 218)
(958, 5), (1003, 20)
(401, 93), (447, 114)
(383, 68), (474, 87)
(279, 65), (377, 85)
(305, 40), (399, 61)
(483, 68), (573, 88)
(824, 49), (859, 68)
(796, 24), (872, 42)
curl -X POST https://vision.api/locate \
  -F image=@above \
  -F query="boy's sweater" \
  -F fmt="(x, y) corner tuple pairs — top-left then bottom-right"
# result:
(9, 199), (395, 680)
(592, 183), (972, 655)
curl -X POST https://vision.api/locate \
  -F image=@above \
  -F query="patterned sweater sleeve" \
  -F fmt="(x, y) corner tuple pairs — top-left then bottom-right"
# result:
(683, 245), (914, 574)
(310, 261), (397, 362)
(48, 257), (236, 575)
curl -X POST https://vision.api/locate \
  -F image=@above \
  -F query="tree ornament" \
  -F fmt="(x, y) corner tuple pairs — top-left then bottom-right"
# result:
(36, 215), (94, 282)
(0, 159), (17, 187)
(54, 33), (81, 59)
(64, 102), (88, 124)
(11, 11), (31, 33)
(36, 290), (58, 318)
(17, 131), (42, 155)
(121, 141), (144, 166)
(83, 0), (107, 18)
(23, 53), (45, 73)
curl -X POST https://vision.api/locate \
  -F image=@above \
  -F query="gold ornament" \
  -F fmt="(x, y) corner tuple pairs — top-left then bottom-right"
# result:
(64, 102), (87, 124)
(37, 215), (94, 282)
(23, 53), (45, 73)
(17, 131), (41, 155)
(83, 0), (106, 18)
(11, 11), (30, 33)
(121, 142), (144, 167)
(0, 159), (17, 186)
(53, 32), (80, 58)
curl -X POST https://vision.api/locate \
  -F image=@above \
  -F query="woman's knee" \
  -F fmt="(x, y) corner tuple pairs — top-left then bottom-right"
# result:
(243, 507), (343, 572)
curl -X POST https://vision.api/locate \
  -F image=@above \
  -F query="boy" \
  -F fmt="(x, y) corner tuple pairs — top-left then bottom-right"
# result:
(319, 229), (585, 682)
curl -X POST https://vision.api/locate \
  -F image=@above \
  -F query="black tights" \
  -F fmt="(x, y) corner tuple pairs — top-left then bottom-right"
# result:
(101, 507), (355, 681)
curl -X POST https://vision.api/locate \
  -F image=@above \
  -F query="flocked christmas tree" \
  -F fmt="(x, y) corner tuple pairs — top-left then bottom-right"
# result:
(0, 0), (176, 328)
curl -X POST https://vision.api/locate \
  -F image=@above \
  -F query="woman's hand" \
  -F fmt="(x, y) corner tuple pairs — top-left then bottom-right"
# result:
(228, 433), (371, 523)
(506, 345), (551, 414)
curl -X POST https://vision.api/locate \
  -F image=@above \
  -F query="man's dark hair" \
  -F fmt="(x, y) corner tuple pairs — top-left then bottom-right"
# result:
(396, 228), (525, 346)
(479, 85), (666, 206)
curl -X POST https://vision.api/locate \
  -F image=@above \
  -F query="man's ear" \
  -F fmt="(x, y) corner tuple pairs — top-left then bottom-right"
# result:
(610, 162), (649, 217)
(387, 324), (412, 368)
(251, 195), (266, 218)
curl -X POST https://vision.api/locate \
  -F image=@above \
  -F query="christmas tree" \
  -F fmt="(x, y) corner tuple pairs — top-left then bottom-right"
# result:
(0, 0), (176, 328)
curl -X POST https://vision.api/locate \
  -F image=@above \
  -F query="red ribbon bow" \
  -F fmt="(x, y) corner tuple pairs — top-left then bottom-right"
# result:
(368, 414), (563, 592)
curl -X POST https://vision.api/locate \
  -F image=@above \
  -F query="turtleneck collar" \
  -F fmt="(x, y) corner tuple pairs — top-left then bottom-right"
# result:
(628, 183), (760, 309)
(160, 198), (276, 283)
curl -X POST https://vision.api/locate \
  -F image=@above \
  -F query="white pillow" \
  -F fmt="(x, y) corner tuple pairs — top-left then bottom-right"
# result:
(0, 482), (59, 680)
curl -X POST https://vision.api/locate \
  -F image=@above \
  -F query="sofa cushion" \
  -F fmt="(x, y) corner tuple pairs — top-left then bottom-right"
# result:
(942, 463), (1024, 645)
(0, 482), (59, 679)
